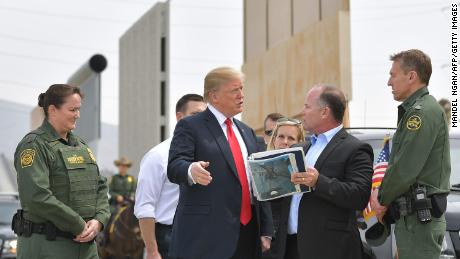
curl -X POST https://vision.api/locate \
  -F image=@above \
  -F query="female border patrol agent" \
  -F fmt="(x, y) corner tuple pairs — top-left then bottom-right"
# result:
(13, 84), (110, 259)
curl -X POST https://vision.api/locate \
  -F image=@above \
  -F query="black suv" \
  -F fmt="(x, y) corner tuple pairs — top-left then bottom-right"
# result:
(0, 193), (19, 259)
(348, 128), (460, 259)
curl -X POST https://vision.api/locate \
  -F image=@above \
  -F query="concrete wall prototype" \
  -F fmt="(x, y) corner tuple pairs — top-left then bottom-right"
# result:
(119, 2), (169, 177)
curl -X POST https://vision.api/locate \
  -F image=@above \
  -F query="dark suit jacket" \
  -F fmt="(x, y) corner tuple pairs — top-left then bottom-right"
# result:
(256, 135), (267, 152)
(167, 108), (274, 259)
(273, 128), (373, 259)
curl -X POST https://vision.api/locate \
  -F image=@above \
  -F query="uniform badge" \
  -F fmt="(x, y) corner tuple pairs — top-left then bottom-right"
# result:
(67, 154), (85, 164)
(127, 176), (133, 183)
(87, 148), (96, 163)
(406, 115), (422, 131)
(20, 149), (36, 168)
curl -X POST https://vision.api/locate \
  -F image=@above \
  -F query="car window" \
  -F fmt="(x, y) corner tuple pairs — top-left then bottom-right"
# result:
(0, 201), (19, 224)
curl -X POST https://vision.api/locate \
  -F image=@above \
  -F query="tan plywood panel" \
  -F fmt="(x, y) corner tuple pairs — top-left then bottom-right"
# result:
(293, 0), (320, 34)
(339, 11), (351, 101)
(245, 0), (267, 62)
(320, 0), (349, 20)
(242, 12), (351, 131)
(268, 0), (292, 49)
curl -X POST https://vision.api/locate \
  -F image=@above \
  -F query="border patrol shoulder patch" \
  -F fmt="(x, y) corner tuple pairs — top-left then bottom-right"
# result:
(406, 115), (422, 131)
(20, 149), (36, 168)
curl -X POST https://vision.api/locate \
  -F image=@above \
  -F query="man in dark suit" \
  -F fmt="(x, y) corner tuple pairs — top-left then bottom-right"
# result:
(281, 84), (373, 259)
(167, 67), (273, 259)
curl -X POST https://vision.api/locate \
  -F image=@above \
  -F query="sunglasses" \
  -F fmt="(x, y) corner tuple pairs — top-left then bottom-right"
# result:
(276, 117), (302, 124)
(264, 118), (302, 136)
(264, 129), (273, 136)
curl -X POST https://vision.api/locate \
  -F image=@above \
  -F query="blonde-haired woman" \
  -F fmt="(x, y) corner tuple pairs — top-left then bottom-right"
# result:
(267, 118), (306, 151)
(263, 118), (306, 259)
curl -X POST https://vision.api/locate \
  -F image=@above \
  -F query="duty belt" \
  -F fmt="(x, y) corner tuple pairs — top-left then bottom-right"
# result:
(12, 210), (75, 241)
(27, 221), (74, 240)
(388, 186), (446, 221)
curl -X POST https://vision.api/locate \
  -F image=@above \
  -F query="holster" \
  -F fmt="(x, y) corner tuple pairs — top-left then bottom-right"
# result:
(12, 210), (32, 237)
(430, 193), (447, 218)
(11, 210), (22, 235)
(45, 222), (57, 241)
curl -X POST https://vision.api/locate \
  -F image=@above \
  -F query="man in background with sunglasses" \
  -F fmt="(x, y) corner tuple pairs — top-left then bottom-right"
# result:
(256, 113), (285, 153)
(263, 113), (285, 146)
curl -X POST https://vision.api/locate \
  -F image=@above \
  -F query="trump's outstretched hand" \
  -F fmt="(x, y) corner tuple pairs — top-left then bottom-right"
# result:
(191, 161), (212, 185)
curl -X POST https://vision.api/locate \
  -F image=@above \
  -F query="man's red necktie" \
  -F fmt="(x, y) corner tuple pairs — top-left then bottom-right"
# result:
(225, 118), (252, 225)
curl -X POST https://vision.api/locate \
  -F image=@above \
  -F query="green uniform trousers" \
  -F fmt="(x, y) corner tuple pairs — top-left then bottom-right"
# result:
(18, 234), (99, 259)
(395, 214), (445, 259)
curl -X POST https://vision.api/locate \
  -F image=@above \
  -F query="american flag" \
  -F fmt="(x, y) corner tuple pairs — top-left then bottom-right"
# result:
(364, 136), (390, 220)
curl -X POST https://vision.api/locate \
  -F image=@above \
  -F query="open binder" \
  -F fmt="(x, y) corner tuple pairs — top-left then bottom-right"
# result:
(248, 147), (311, 201)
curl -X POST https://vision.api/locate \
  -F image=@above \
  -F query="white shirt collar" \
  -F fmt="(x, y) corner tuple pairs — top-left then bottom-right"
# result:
(323, 124), (343, 142)
(208, 104), (233, 125)
(311, 124), (343, 144)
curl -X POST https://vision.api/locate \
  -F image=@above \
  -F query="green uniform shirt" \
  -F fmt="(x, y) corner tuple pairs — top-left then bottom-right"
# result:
(379, 87), (451, 206)
(109, 174), (136, 200)
(14, 120), (110, 236)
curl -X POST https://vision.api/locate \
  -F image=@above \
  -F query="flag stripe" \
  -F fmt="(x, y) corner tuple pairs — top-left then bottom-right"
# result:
(364, 137), (390, 221)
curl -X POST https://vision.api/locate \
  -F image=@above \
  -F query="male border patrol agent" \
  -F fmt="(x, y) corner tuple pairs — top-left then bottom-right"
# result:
(109, 156), (136, 210)
(371, 49), (451, 259)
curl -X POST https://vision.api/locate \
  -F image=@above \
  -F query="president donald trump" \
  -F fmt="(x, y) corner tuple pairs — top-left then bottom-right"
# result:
(167, 67), (273, 259)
